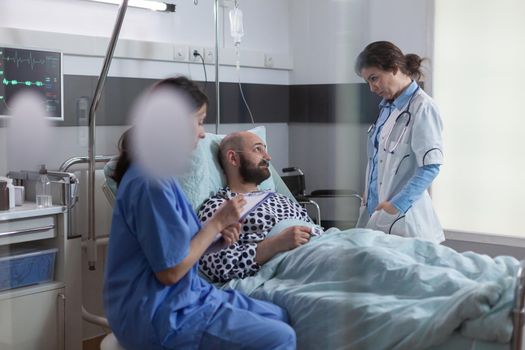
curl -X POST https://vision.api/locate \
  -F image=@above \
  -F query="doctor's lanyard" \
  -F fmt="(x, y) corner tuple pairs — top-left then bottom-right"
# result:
(367, 86), (420, 154)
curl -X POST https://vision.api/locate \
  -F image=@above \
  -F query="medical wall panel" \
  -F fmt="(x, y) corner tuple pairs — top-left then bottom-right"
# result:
(60, 75), (290, 126)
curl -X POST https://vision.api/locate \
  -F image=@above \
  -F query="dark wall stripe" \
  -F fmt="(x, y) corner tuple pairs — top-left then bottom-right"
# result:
(53, 75), (380, 127)
(59, 75), (291, 126)
(289, 84), (381, 124)
(62, 76), (158, 127)
(216, 82), (290, 124)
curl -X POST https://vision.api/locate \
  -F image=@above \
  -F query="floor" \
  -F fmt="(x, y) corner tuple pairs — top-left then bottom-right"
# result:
(83, 334), (106, 350)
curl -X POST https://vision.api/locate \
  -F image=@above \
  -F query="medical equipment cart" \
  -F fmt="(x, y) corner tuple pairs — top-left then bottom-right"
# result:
(0, 170), (82, 350)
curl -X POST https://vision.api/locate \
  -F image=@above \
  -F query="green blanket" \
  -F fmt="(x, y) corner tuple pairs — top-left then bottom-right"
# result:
(222, 224), (519, 350)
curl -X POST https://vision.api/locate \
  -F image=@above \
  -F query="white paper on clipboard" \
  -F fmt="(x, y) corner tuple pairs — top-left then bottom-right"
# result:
(208, 191), (274, 245)
(239, 191), (274, 220)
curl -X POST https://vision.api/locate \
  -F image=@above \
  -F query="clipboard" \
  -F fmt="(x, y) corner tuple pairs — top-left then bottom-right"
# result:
(208, 191), (275, 245)
(239, 191), (275, 221)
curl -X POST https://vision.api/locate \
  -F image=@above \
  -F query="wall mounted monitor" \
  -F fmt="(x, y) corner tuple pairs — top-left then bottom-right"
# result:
(0, 46), (63, 120)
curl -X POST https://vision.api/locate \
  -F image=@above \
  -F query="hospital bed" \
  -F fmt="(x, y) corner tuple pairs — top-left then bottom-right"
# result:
(97, 127), (525, 350)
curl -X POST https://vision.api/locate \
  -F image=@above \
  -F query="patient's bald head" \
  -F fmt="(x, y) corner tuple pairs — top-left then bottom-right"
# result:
(219, 131), (272, 188)
(219, 131), (247, 170)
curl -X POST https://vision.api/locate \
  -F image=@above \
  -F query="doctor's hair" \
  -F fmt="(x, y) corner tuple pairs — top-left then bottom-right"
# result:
(112, 76), (208, 187)
(355, 41), (425, 81)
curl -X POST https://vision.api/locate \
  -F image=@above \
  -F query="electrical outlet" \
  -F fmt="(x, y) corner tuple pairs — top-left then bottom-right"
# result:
(220, 0), (235, 8)
(190, 47), (204, 62)
(203, 48), (215, 63)
(174, 45), (188, 61)
(264, 54), (274, 68)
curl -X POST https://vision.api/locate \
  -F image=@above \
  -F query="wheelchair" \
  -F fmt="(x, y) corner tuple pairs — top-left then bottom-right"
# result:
(281, 167), (363, 229)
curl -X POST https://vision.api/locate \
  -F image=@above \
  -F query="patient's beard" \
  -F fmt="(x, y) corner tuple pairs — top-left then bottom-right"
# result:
(239, 154), (271, 185)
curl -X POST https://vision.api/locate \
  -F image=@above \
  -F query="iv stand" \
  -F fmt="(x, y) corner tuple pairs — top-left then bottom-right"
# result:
(87, 0), (128, 270)
(214, 0), (221, 134)
(86, 0), (220, 270)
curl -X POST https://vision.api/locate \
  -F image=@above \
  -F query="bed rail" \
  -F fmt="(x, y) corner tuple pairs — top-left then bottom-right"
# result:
(513, 260), (525, 350)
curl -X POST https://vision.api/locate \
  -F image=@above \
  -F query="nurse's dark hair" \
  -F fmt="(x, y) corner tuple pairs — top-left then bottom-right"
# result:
(111, 76), (208, 187)
(355, 41), (425, 81)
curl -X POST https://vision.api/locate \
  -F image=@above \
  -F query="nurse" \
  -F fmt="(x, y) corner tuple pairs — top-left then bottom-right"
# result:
(354, 41), (444, 243)
(103, 76), (296, 350)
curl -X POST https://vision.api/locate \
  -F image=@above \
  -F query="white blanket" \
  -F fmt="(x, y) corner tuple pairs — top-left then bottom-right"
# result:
(222, 226), (519, 350)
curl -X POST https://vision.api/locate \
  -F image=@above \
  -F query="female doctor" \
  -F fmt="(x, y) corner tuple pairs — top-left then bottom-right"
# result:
(355, 41), (444, 243)
(104, 77), (296, 350)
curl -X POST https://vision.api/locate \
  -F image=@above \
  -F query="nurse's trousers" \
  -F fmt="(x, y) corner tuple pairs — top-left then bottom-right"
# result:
(199, 289), (296, 350)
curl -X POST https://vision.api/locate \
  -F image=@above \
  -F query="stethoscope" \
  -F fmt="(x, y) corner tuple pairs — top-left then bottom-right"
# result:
(367, 86), (420, 154)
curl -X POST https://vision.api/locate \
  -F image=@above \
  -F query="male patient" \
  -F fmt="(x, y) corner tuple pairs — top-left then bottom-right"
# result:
(198, 131), (321, 283)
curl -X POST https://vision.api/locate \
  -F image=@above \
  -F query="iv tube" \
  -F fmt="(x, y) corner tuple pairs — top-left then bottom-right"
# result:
(229, 1), (254, 123)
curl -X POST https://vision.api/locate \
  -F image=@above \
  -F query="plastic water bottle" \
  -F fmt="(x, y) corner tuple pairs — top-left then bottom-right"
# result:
(0, 181), (9, 211)
(35, 165), (52, 208)
(6, 178), (15, 209)
(0, 177), (15, 209)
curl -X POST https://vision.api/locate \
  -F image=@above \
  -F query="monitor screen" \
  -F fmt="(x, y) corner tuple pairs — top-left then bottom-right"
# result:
(0, 47), (63, 119)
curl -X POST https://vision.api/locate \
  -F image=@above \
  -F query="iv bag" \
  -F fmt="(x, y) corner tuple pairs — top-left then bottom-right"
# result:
(229, 7), (244, 45)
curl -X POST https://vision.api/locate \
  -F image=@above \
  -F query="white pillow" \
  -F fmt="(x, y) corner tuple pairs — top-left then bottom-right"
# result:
(178, 126), (276, 211)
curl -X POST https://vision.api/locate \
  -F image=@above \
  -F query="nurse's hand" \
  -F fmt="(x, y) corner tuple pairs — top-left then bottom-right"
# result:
(212, 195), (246, 231)
(375, 201), (398, 215)
(220, 223), (241, 247)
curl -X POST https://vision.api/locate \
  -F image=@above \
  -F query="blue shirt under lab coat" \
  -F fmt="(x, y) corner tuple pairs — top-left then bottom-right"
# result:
(367, 81), (439, 215)
(103, 165), (225, 349)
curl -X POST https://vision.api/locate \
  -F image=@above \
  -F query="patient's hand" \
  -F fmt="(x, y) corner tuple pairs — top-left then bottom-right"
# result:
(255, 225), (311, 265)
(220, 223), (241, 247)
(276, 226), (311, 251)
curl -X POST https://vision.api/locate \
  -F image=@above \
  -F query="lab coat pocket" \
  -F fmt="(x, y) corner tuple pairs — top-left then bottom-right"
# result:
(385, 143), (410, 175)
(367, 210), (404, 235)
(388, 214), (407, 236)
(387, 142), (410, 157)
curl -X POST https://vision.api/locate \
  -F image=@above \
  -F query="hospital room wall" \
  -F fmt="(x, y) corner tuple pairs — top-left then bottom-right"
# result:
(0, 0), (293, 174)
(287, 0), (433, 224)
(286, 0), (525, 259)
(0, 0), (292, 341)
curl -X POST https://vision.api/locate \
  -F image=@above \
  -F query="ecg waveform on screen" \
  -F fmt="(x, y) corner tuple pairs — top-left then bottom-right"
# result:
(0, 47), (62, 118)
(2, 78), (44, 87)
(0, 51), (53, 70)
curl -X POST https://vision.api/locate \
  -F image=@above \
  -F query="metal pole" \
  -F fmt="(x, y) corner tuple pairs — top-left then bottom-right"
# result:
(87, 0), (128, 270)
(59, 155), (114, 172)
(214, 0), (220, 134)
(513, 261), (525, 350)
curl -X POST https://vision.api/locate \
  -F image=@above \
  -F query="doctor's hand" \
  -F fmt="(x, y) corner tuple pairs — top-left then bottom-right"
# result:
(211, 195), (246, 231)
(375, 201), (399, 215)
(219, 223), (241, 247)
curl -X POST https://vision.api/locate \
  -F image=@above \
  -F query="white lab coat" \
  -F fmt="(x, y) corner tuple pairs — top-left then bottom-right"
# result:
(356, 88), (445, 243)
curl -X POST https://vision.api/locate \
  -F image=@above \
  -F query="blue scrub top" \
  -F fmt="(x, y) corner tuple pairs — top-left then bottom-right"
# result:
(103, 165), (224, 349)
